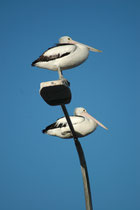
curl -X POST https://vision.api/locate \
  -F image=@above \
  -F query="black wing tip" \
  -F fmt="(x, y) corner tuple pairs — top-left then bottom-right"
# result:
(42, 129), (46, 134)
(42, 122), (56, 134)
(31, 60), (37, 66)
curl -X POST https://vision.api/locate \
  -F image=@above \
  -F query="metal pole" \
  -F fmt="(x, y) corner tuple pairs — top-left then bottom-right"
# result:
(61, 104), (93, 210)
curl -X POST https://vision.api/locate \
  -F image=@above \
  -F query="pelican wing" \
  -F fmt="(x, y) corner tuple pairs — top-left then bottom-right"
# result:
(32, 44), (76, 65)
(42, 116), (84, 133)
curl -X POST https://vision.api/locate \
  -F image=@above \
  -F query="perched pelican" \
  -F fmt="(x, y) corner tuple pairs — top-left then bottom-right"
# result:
(42, 107), (108, 139)
(32, 36), (102, 80)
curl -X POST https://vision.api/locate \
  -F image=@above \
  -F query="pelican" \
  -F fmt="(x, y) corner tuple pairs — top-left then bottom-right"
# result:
(42, 107), (108, 139)
(32, 36), (102, 80)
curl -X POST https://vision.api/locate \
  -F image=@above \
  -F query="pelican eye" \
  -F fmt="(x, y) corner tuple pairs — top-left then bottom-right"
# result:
(68, 37), (71, 40)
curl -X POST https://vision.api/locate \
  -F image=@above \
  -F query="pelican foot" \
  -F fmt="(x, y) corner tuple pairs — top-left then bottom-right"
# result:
(60, 78), (70, 87)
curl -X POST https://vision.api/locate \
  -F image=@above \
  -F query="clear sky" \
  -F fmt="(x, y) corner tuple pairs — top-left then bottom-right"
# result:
(0, 0), (139, 209)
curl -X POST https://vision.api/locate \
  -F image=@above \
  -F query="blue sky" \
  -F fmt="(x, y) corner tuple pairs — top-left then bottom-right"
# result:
(0, 0), (139, 209)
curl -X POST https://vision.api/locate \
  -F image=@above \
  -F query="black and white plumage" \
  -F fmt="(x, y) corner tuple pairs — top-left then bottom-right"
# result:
(42, 107), (108, 139)
(31, 36), (102, 79)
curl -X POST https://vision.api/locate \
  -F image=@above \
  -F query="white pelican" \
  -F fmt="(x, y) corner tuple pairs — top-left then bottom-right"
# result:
(32, 36), (102, 80)
(42, 107), (108, 139)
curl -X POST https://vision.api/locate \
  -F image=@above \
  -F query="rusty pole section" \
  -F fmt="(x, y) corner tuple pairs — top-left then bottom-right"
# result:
(61, 104), (93, 210)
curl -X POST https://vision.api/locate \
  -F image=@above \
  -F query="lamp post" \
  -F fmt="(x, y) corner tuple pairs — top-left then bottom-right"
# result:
(40, 79), (93, 210)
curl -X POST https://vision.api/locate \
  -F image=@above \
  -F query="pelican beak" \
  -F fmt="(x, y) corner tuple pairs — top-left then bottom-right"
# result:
(69, 40), (102, 52)
(86, 46), (102, 52)
(82, 112), (108, 130)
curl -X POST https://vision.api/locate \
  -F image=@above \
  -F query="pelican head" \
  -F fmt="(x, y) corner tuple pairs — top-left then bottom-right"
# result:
(59, 36), (102, 52)
(59, 36), (72, 43)
(74, 107), (87, 116)
(74, 107), (108, 130)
